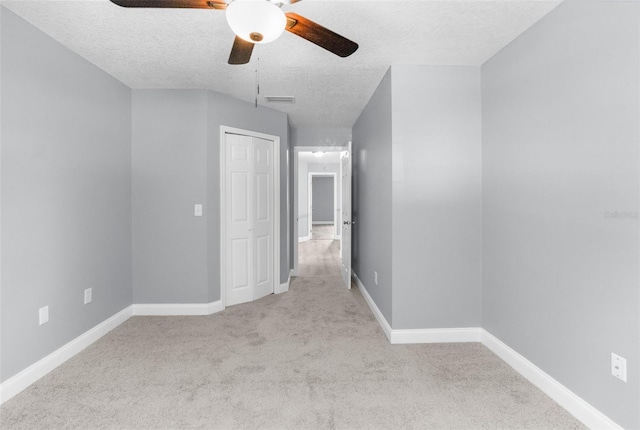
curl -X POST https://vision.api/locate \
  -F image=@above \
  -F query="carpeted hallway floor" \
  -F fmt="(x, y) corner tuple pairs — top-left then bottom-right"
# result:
(0, 227), (584, 429)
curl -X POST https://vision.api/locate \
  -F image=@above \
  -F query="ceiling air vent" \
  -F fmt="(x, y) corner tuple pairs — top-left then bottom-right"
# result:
(264, 96), (295, 103)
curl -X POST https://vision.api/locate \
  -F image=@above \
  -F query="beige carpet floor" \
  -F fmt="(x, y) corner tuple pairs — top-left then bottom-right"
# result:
(0, 234), (584, 429)
(311, 225), (336, 241)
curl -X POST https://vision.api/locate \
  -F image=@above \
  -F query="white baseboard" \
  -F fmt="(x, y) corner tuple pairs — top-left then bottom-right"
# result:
(352, 271), (392, 341)
(352, 271), (620, 429)
(353, 271), (480, 344)
(481, 330), (622, 430)
(298, 235), (311, 242)
(0, 300), (229, 405)
(277, 270), (293, 294)
(392, 327), (482, 344)
(0, 306), (132, 405)
(132, 300), (223, 316)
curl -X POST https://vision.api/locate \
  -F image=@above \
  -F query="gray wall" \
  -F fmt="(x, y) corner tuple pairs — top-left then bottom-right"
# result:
(352, 66), (481, 329)
(391, 65), (482, 329)
(1, 8), (132, 381)
(312, 176), (334, 223)
(207, 90), (291, 299)
(352, 68), (393, 324)
(291, 128), (351, 148)
(132, 90), (208, 304)
(482, 1), (639, 428)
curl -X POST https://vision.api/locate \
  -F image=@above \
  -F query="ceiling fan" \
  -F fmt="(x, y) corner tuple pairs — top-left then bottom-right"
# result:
(109, 0), (359, 65)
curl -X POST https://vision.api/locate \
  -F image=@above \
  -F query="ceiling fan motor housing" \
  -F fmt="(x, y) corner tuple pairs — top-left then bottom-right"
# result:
(226, 0), (286, 44)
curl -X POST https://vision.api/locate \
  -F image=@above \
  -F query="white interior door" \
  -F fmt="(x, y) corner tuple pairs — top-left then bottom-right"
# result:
(226, 134), (254, 306)
(224, 133), (275, 306)
(340, 150), (352, 289)
(253, 137), (274, 301)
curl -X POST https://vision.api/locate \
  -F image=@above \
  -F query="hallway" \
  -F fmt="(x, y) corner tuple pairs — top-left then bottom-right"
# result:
(297, 225), (342, 278)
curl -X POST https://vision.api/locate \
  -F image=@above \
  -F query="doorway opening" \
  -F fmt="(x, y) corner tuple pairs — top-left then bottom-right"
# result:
(293, 146), (352, 287)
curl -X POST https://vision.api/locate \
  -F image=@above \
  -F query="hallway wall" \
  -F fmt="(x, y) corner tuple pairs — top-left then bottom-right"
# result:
(352, 65), (482, 331)
(311, 176), (335, 224)
(352, 69), (394, 324)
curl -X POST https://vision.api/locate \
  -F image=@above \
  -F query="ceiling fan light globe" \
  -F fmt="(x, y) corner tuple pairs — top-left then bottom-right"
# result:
(226, 0), (286, 44)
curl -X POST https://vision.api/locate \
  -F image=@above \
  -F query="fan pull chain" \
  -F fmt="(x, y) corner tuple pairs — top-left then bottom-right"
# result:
(255, 57), (260, 108)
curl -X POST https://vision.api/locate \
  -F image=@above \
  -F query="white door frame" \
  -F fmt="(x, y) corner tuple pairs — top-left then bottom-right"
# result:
(293, 146), (347, 276)
(308, 172), (338, 236)
(220, 126), (281, 309)
(340, 145), (352, 289)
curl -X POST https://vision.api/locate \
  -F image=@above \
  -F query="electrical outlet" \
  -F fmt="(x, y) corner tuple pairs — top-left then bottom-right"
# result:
(39, 306), (49, 325)
(84, 288), (92, 305)
(194, 204), (203, 217)
(374, 271), (378, 285)
(611, 353), (627, 382)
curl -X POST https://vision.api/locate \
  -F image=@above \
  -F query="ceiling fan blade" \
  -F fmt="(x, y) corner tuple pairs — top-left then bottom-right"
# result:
(285, 12), (358, 58)
(228, 36), (254, 65)
(109, 0), (227, 10)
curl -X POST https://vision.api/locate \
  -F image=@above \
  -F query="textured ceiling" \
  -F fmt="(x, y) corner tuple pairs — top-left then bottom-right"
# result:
(2, 0), (562, 127)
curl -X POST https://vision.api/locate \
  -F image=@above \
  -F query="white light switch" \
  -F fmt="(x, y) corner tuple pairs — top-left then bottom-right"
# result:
(612, 353), (627, 382)
(39, 306), (49, 325)
(194, 204), (203, 217)
(84, 288), (92, 305)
